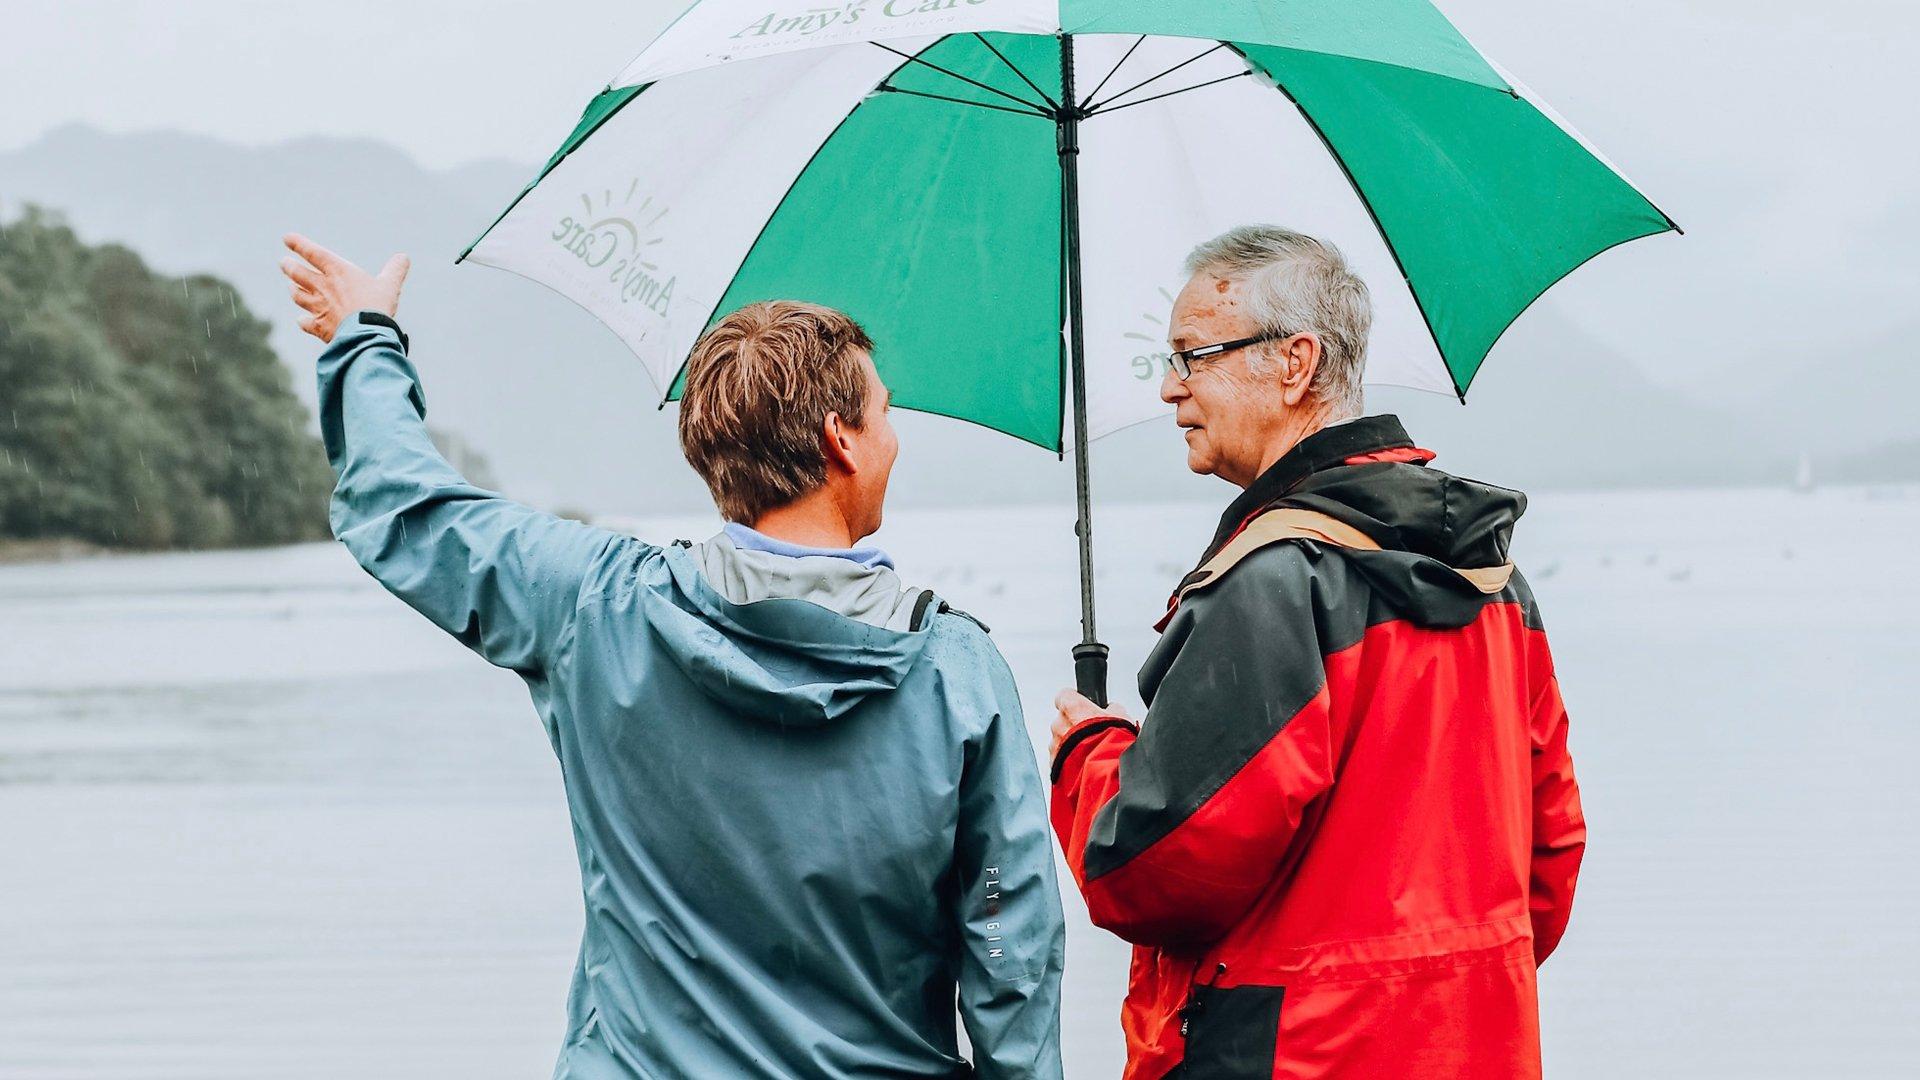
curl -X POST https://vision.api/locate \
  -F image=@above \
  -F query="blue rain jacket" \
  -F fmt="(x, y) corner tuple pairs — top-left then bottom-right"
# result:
(317, 314), (1065, 1079)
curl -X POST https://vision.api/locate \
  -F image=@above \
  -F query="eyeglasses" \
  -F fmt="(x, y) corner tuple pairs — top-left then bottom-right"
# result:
(1166, 329), (1289, 380)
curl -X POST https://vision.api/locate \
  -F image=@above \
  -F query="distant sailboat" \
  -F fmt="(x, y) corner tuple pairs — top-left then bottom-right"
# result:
(1793, 451), (1816, 493)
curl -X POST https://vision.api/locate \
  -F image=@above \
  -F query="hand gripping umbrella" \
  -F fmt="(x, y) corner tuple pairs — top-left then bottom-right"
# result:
(459, 0), (1677, 705)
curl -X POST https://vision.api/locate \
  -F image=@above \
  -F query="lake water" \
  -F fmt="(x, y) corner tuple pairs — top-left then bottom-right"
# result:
(3, 488), (1916, 1078)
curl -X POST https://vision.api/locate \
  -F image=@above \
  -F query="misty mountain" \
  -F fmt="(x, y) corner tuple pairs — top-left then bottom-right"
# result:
(1694, 315), (1919, 465)
(0, 124), (1848, 516)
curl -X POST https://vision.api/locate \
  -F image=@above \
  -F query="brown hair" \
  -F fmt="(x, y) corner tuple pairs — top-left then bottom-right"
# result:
(678, 300), (875, 523)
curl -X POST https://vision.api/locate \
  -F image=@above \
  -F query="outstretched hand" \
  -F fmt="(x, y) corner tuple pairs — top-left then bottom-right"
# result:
(1050, 689), (1131, 758)
(281, 233), (410, 344)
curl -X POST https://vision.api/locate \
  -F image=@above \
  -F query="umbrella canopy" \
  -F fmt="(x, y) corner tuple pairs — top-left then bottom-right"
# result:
(461, 0), (1676, 451)
(460, 0), (1677, 701)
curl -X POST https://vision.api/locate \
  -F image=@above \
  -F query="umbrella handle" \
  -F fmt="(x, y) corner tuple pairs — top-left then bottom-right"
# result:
(1073, 642), (1110, 708)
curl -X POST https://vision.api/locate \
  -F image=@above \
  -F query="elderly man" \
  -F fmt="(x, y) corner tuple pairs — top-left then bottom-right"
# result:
(280, 236), (1064, 1079)
(1048, 226), (1584, 1079)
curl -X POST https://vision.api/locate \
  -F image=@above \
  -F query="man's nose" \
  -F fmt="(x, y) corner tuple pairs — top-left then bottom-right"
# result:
(1159, 363), (1187, 404)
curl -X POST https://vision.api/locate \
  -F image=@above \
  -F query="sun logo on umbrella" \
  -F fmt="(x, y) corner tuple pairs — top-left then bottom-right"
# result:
(550, 179), (677, 319)
(1122, 287), (1177, 382)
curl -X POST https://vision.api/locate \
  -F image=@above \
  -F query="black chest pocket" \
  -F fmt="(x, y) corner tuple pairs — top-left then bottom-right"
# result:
(1175, 983), (1285, 1079)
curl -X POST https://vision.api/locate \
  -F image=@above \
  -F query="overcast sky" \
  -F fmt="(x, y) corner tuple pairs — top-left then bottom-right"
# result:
(4, 0), (1914, 389)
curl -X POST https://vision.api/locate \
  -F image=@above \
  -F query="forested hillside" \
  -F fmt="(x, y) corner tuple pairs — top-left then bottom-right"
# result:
(0, 207), (331, 548)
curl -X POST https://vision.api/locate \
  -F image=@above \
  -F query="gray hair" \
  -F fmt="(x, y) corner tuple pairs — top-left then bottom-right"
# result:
(1183, 225), (1371, 417)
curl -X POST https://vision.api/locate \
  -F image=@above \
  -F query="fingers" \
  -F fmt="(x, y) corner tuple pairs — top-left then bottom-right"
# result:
(1054, 688), (1098, 721)
(297, 310), (340, 343)
(283, 233), (346, 273)
(283, 252), (327, 317)
(280, 237), (407, 336)
(290, 282), (325, 315)
(1053, 688), (1131, 726)
(280, 256), (323, 292)
(1049, 713), (1073, 748)
(376, 253), (411, 293)
(377, 254), (411, 317)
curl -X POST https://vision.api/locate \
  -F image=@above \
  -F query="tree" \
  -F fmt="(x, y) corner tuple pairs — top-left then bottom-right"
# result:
(0, 206), (332, 548)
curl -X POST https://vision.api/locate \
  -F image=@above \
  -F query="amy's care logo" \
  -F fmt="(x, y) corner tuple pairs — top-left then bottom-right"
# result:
(731, 0), (988, 40)
(1125, 287), (1179, 380)
(550, 181), (676, 317)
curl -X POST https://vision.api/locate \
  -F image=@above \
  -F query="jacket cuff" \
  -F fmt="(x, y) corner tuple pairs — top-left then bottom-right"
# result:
(346, 310), (409, 352)
(1051, 716), (1138, 783)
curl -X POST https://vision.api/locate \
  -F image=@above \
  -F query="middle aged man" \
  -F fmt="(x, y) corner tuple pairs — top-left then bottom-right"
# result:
(1049, 226), (1585, 1079)
(279, 234), (1064, 1079)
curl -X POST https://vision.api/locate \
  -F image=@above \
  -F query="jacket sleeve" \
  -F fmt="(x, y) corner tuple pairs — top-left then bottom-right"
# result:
(1050, 544), (1339, 947)
(1527, 655), (1585, 965)
(954, 634), (1066, 1080)
(317, 313), (622, 674)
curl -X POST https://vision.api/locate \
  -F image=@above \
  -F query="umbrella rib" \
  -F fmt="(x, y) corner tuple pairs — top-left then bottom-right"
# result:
(1086, 43), (1227, 113)
(871, 42), (1050, 113)
(1084, 71), (1254, 118)
(1078, 35), (1146, 111)
(971, 33), (1060, 111)
(1222, 42), (1469, 400)
(875, 85), (1054, 119)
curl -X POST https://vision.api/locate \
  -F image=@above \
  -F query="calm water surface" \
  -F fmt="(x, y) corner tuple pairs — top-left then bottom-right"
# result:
(3, 490), (1916, 1078)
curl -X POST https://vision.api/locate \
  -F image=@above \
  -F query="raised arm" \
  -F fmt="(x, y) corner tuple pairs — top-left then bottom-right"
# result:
(953, 635), (1065, 1080)
(284, 234), (624, 674)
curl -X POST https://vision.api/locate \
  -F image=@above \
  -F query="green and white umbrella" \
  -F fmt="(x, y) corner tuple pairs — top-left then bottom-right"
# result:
(461, 0), (1677, 700)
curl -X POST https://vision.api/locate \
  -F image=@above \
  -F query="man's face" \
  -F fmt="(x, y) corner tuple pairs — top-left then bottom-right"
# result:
(844, 351), (898, 539)
(1161, 273), (1293, 487)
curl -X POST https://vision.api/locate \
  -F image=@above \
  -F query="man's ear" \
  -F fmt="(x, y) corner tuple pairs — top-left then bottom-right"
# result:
(1279, 333), (1321, 407)
(821, 411), (859, 475)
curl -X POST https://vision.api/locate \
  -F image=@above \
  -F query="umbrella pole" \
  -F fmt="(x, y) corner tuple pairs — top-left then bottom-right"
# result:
(1057, 33), (1110, 707)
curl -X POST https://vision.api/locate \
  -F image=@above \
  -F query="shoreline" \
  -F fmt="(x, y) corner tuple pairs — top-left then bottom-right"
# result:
(0, 537), (106, 565)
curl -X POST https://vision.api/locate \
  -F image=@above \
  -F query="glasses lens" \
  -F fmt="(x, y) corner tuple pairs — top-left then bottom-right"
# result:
(1170, 352), (1190, 380)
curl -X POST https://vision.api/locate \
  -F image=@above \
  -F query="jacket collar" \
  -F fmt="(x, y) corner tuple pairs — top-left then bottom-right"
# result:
(1204, 414), (1415, 560)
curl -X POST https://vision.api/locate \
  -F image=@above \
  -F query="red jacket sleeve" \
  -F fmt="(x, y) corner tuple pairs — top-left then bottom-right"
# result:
(1049, 545), (1338, 947)
(1527, 659), (1586, 965)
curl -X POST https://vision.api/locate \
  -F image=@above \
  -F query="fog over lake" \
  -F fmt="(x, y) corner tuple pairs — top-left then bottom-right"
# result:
(4, 488), (1916, 1078)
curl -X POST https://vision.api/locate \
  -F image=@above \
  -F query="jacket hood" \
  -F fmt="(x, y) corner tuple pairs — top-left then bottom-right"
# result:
(1209, 415), (1528, 628)
(638, 544), (933, 728)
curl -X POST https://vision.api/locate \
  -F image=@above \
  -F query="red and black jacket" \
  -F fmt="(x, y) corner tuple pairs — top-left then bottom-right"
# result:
(1051, 416), (1584, 1080)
